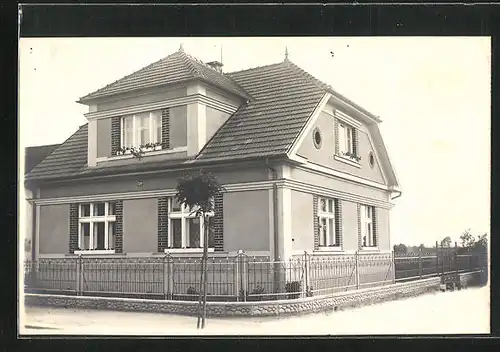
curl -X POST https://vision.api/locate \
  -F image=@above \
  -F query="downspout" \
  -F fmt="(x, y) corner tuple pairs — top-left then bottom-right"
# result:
(265, 158), (279, 262)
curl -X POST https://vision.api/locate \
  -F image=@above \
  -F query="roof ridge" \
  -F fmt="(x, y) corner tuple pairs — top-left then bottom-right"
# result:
(178, 51), (203, 78)
(284, 60), (333, 92)
(226, 62), (285, 76)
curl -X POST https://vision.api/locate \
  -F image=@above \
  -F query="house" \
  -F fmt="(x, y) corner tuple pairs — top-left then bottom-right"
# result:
(23, 144), (60, 259)
(25, 46), (401, 292)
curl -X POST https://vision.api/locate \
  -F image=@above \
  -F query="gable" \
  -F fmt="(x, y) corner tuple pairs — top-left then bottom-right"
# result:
(296, 110), (386, 185)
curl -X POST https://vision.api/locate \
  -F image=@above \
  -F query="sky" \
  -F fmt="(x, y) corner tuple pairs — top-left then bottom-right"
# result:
(18, 37), (491, 247)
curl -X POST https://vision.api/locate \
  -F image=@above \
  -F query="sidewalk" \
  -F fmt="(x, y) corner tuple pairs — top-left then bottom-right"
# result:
(20, 286), (489, 336)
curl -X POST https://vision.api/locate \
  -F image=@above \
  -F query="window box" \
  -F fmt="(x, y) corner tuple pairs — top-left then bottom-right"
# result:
(334, 155), (361, 168)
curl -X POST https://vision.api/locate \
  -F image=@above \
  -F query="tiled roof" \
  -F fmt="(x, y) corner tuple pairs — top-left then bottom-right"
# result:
(25, 124), (88, 181)
(27, 57), (333, 181)
(196, 60), (326, 160)
(78, 50), (249, 103)
(24, 144), (60, 174)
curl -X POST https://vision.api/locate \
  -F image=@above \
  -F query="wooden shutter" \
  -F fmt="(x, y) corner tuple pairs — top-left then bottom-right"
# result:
(335, 199), (342, 247)
(158, 197), (169, 252)
(313, 195), (319, 250)
(161, 109), (170, 150)
(69, 204), (79, 253)
(111, 117), (121, 156)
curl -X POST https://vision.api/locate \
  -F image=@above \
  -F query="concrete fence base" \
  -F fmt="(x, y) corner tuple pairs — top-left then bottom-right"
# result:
(24, 271), (482, 318)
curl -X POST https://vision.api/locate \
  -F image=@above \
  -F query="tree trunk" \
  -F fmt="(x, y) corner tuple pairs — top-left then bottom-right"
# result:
(201, 215), (209, 328)
(196, 227), (205, 329)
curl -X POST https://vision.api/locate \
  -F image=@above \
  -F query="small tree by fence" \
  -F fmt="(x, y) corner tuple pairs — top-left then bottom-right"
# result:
(174, 170), (225, 329)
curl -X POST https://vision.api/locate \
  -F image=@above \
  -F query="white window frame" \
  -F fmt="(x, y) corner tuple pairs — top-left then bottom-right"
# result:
(121, 111), (162, 152)
(318, 197), (340, 248)
(76, 202), (116, 254)
(361, 204), (377, 249)
(166, 198), (215, 252)
(338, 123), (354, 156)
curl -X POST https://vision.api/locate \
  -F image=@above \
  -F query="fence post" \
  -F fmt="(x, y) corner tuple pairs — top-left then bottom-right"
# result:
(391, 251), (396, 284)
(76, 255), (81, 295)
(418, 248), (422, 279)
(355, 251), (360, 289)
(242, 254), (247, 302)
(440, 242), (445, 279)
(163, 255), (168, 300)
(235, 252), (240, 302)
(435, 240), (439, 277)
(303, 251), (308, 297)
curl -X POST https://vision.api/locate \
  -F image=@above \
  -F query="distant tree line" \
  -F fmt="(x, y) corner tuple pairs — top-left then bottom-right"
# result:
(393, 229), (488, 254)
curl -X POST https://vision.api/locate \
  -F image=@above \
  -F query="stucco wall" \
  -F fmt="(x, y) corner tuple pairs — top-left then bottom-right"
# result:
(375, 208), (391, 251)
(223, 190), (270, 252)
(39, 204), (70, 254)
(205, 87), (242, 107)
(40, 166), (269, 199)
(297, 111), (385, 184)
(96, 87), (188, 112)
(206, 107), (230, 142)
(291, 190), (314, 253)
(96, 118), (112, 158)
(170, 105), (188, 148)
(122, 198), (158, 253)
(290, 167), (389, 202)
(342, 201), (359, 251)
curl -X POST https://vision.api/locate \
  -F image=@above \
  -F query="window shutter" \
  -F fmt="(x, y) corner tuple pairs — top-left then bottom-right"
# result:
(213, 193), (224, 251)
(335, 199), (342, 247)
(111, 117), (121, 156)
(69, 204), (79, 253)
(334, 119), (339, 155)
(338, 123), (345, 155)
(372, 207), (378, 247)
(352, 129), (359, 157)
(158, 197), (169, 252)
(161, 109), (170, 150)
(313, 195), (319, 250)
(114, 201), (123, 253)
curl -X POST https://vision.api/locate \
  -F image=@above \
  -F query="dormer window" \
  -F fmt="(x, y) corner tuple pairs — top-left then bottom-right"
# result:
(122, 111), (162, 150)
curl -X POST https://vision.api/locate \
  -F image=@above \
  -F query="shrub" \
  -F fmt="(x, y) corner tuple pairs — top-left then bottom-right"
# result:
(285, 281), (302, 299)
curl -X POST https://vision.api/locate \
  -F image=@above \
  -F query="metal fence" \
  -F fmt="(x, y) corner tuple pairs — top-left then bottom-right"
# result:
(23, 249), (485, 302)
(394, 248), (483, 282)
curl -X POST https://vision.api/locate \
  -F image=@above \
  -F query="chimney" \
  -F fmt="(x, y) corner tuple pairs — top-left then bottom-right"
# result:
(206, 61), (223, 73)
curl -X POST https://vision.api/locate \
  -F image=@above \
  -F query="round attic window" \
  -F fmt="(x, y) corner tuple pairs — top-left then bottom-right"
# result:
(369, 152), (375, 168)
(313, 128), (322, 149)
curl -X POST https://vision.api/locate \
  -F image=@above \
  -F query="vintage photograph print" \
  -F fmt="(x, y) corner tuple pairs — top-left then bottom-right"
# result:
(19, 36), (490, 336)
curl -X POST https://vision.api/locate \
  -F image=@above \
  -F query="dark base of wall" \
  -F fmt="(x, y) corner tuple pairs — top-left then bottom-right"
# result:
(24, 272), (482, 318)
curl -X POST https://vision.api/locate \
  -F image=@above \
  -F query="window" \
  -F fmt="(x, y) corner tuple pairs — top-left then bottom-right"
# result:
(122, 111), (162, 149)
(167, 198), (214, 249)
(313, 127), (322, 149)
(78, 202), (116, 251)
(318, 197), (341, 248)
(361, 205), (377, 248)
(338, 123), (354, 155)
(369, 152), (375, 168)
